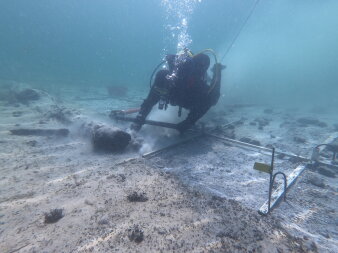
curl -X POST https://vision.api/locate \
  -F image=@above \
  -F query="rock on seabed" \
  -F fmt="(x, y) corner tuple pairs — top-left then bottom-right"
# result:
(92, 125), (131, 152)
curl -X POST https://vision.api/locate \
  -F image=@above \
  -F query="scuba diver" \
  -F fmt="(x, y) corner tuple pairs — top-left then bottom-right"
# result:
(131, 49), (226, 133)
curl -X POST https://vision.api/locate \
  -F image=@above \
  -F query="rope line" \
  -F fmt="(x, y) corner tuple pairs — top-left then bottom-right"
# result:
(221, 0), (261, 62)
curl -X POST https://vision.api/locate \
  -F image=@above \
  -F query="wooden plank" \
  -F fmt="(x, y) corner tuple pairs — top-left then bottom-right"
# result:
(258, 164), (307, 215)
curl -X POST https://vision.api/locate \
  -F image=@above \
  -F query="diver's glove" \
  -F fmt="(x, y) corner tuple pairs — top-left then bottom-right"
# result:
(211, 63), (226, 73)
(130, 123), (141, 132)
(176, 119), (193, 134)
(130, 115), (145, 132)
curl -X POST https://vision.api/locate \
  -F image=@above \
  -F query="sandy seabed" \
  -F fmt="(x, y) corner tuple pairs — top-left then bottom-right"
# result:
(0, 84), (337, 252)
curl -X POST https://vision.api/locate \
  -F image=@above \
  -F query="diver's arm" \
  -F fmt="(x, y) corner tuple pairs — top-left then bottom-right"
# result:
(131, 70), (170, 131)
(138, 90), (160, 120)
(131, 90), (160, 131)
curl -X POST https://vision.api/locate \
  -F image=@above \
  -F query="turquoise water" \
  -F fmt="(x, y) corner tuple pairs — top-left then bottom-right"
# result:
(1, 3), (338, 251)
(0, 0), (338, 106)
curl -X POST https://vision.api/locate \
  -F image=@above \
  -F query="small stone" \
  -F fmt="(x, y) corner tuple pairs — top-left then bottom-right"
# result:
(84, 199), (94, 206)
(157, 228), (166, 234)
(307, 175), (325, 188)
(297, 117), (327, 128)
(239, 137), (261, 146)
(288, 156), (304, 164)
(293, 136), (307, 144)
(44, 106), (73, 124)
(317, 167), (336, 178)
(44, 209), (64, 224)
(277, 153), (286, 159)
(128, 225), (144, 243)
(98, 218), (109, 225)
(320, 232), (330, 238)
(264, 108), (273, 114)
(310, 242), (318, 251)
(254, 118), (270, 128)
(26, 140), (37, 147)
(15, 88), (40, 104)
(118, 174), (126, 182)
(127, 192), (148, 202)
(12, 111), (23, 117)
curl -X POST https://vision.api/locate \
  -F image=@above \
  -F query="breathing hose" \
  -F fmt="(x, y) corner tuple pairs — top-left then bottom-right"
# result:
(220, 0), (260, 62)
(149, 60), (166, 88)
(192, 49), (219, 94)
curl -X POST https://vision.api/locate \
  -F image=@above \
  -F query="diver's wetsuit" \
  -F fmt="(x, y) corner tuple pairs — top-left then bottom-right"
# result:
(132, 53), (224, 133)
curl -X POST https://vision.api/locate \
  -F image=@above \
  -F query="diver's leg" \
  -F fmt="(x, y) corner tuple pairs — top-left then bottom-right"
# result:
(176, 64), (225, 133)
(178, 76), (221, 133)
(131, 70), (170, 131)
(176, 102), (211, 133)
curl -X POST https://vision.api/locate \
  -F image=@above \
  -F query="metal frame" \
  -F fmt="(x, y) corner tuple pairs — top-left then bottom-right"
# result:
(312, 144), (337, 163)
(207, 133), (338, 168)
(258, 164), (306, 215)
(109, 112), (337, 215)
(142, 133), (203, 158)
(248, 148), (288, 215)
(263, 148), (287, 215)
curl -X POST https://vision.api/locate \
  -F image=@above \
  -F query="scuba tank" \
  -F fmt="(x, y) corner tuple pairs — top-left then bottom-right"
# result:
(149, 48), (220, 114)
(165, 48), (194, 84)
(149, 48), (195, 89)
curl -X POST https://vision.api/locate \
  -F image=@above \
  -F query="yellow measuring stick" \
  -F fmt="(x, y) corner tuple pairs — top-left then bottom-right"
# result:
(253, 162), (272, 174)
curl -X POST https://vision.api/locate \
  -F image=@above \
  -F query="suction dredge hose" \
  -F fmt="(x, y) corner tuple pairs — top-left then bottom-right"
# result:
(149, 48), (220, 94)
